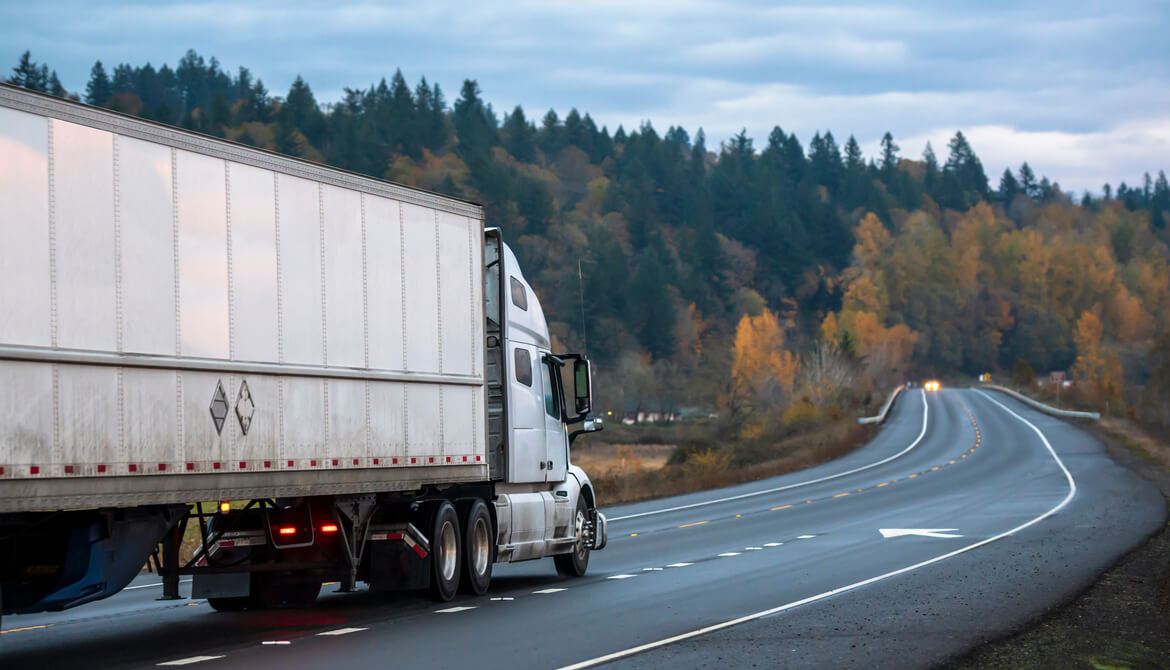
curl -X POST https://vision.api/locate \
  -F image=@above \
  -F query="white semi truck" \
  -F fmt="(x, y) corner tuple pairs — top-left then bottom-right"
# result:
(0, 83), (606, 620)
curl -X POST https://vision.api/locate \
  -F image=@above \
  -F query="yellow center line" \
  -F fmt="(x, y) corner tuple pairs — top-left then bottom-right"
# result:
(0, 624), (51, 634)
(833, 492), (850, 498)
(771, 504), (793, 511)
(877, 482), (889, 487)
(949, 460), (956, 464)
(909, 473), (918, 478)
(678, 520), (709, 528)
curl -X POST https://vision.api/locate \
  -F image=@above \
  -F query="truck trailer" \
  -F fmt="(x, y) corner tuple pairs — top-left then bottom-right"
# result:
(0, 83), (606, 620)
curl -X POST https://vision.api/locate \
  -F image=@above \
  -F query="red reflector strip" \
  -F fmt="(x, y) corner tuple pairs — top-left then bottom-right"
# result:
(128, 464), (137, 472)
(321, 524), (339, 533)
(219, 540), (236, 548)
(30, 466), (39, 475)
(186, 462), (194, 471)
(413, 544), (428, 559)
(98, 464), (107, 473)
(278, 527), (297, 535)
(158, 463), (166, 471)
(64, 465), (74, 474)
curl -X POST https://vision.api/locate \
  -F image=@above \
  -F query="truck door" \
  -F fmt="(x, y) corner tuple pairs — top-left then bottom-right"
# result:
(508, 344), (547, 483)
(538, 354), (568, 482)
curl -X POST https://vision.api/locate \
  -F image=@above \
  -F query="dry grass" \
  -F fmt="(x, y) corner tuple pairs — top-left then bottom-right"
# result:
(590, 420), (875, 506)
(1097, 417), (1170, 471)
(571, 443), (676, 476)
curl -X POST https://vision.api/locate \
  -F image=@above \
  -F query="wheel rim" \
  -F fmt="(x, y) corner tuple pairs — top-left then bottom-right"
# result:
(439, 519), (458, 582)
(574, 509), (589, 561)
(471, 516), (490, 576)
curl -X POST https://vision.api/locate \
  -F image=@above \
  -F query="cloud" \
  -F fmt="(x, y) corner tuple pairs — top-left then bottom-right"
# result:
(1, 0), (1166, 190)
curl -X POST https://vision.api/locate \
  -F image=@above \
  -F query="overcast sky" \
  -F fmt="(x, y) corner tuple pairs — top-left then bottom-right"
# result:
(3, 1), (1168, 193)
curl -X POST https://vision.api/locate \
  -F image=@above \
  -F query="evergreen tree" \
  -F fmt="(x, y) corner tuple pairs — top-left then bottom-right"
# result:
(9, 51), (48, 91)
(501, 105), (537, 162)
(998, 167), (1019, 206)
(47, 70), (66, 97)
(85, 60), (112, 105)
(922, 141), (939, 196)
(1018, 162), (1037, 199)
(879, 132), (899, 180)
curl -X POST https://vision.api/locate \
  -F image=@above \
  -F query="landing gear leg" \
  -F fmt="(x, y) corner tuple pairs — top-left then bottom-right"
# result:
(160, 516), (185, 600)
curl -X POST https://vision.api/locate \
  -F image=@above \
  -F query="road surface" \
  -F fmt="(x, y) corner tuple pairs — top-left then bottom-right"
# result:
(1, 388), (1164, 669)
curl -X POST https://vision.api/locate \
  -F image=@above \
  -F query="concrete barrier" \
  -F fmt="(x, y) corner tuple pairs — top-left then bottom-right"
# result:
(978, 384), (1100, 420)
(859, 384), (907, 424)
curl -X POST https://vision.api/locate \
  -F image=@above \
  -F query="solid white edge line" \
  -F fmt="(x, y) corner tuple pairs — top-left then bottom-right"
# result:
(557, 389), (1076, 670)
(608, 390), (930, 522)
(125, 579), (192, 591)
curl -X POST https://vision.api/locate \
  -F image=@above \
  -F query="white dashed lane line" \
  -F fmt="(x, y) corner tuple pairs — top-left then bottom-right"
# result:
(717, 552), (741, 557)
(157, 656), (224, 666)
(666, 562), (693, 568)
(490, 597), (515, 601)
(317, 627), (368, 636)
(797, 535), (816, 539)
(261, 641), (290, 646)
(435, 606), (477, 613)
(533, 588), (566, 594)
(608, 574), (638, 580)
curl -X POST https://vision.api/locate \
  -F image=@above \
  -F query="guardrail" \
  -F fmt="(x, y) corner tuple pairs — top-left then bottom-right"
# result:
(858, 384), (906, 425)
(978, 384), (1101, 420)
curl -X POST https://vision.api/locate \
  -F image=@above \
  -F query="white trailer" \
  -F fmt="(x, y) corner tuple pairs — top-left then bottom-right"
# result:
(0, 84), (606, 618)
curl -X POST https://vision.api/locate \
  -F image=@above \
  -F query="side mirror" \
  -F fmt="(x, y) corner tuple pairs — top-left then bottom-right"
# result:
(569, 417), (603, 444)
(573, 359), (592, 416)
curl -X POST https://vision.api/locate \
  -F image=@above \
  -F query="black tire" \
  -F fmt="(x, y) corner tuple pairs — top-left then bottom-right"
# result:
(207, 596), (250, 612)
(554, 496), (591, 577)
(428, 501), (461, 601)
(460, 500), (494, 596)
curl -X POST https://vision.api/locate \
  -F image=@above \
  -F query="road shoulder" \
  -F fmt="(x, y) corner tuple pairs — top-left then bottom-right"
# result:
(947, 419), (1170, 670)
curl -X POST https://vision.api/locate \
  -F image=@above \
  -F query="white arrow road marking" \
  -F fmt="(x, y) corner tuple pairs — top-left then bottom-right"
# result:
(879, 528), (963, 539)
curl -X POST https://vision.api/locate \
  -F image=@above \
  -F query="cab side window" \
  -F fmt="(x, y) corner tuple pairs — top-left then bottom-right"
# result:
(514, 348), (532, 387)
(510, 276), (528, 311)
(541, 358), (559, 419)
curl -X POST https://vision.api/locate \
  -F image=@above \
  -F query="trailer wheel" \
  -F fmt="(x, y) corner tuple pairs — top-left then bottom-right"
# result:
(460, 500), (493, 595)
(554, 496), (591, 577)
(429, 501), (462, 601)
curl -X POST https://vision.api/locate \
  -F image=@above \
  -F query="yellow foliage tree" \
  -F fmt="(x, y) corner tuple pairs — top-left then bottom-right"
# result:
(731, 308), (799, 417)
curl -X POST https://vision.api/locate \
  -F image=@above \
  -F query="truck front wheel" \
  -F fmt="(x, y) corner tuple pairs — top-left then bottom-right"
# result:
(554, 497), (591, 577)
(429, 501), (462, 601)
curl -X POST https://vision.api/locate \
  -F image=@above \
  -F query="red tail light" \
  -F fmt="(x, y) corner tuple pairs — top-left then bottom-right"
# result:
(278, 526), (297, 536)
(321, 524), (339, 533)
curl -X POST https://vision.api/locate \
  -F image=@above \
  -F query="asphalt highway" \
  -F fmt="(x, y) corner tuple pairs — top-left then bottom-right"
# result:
(1, 388), (1164, 669)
